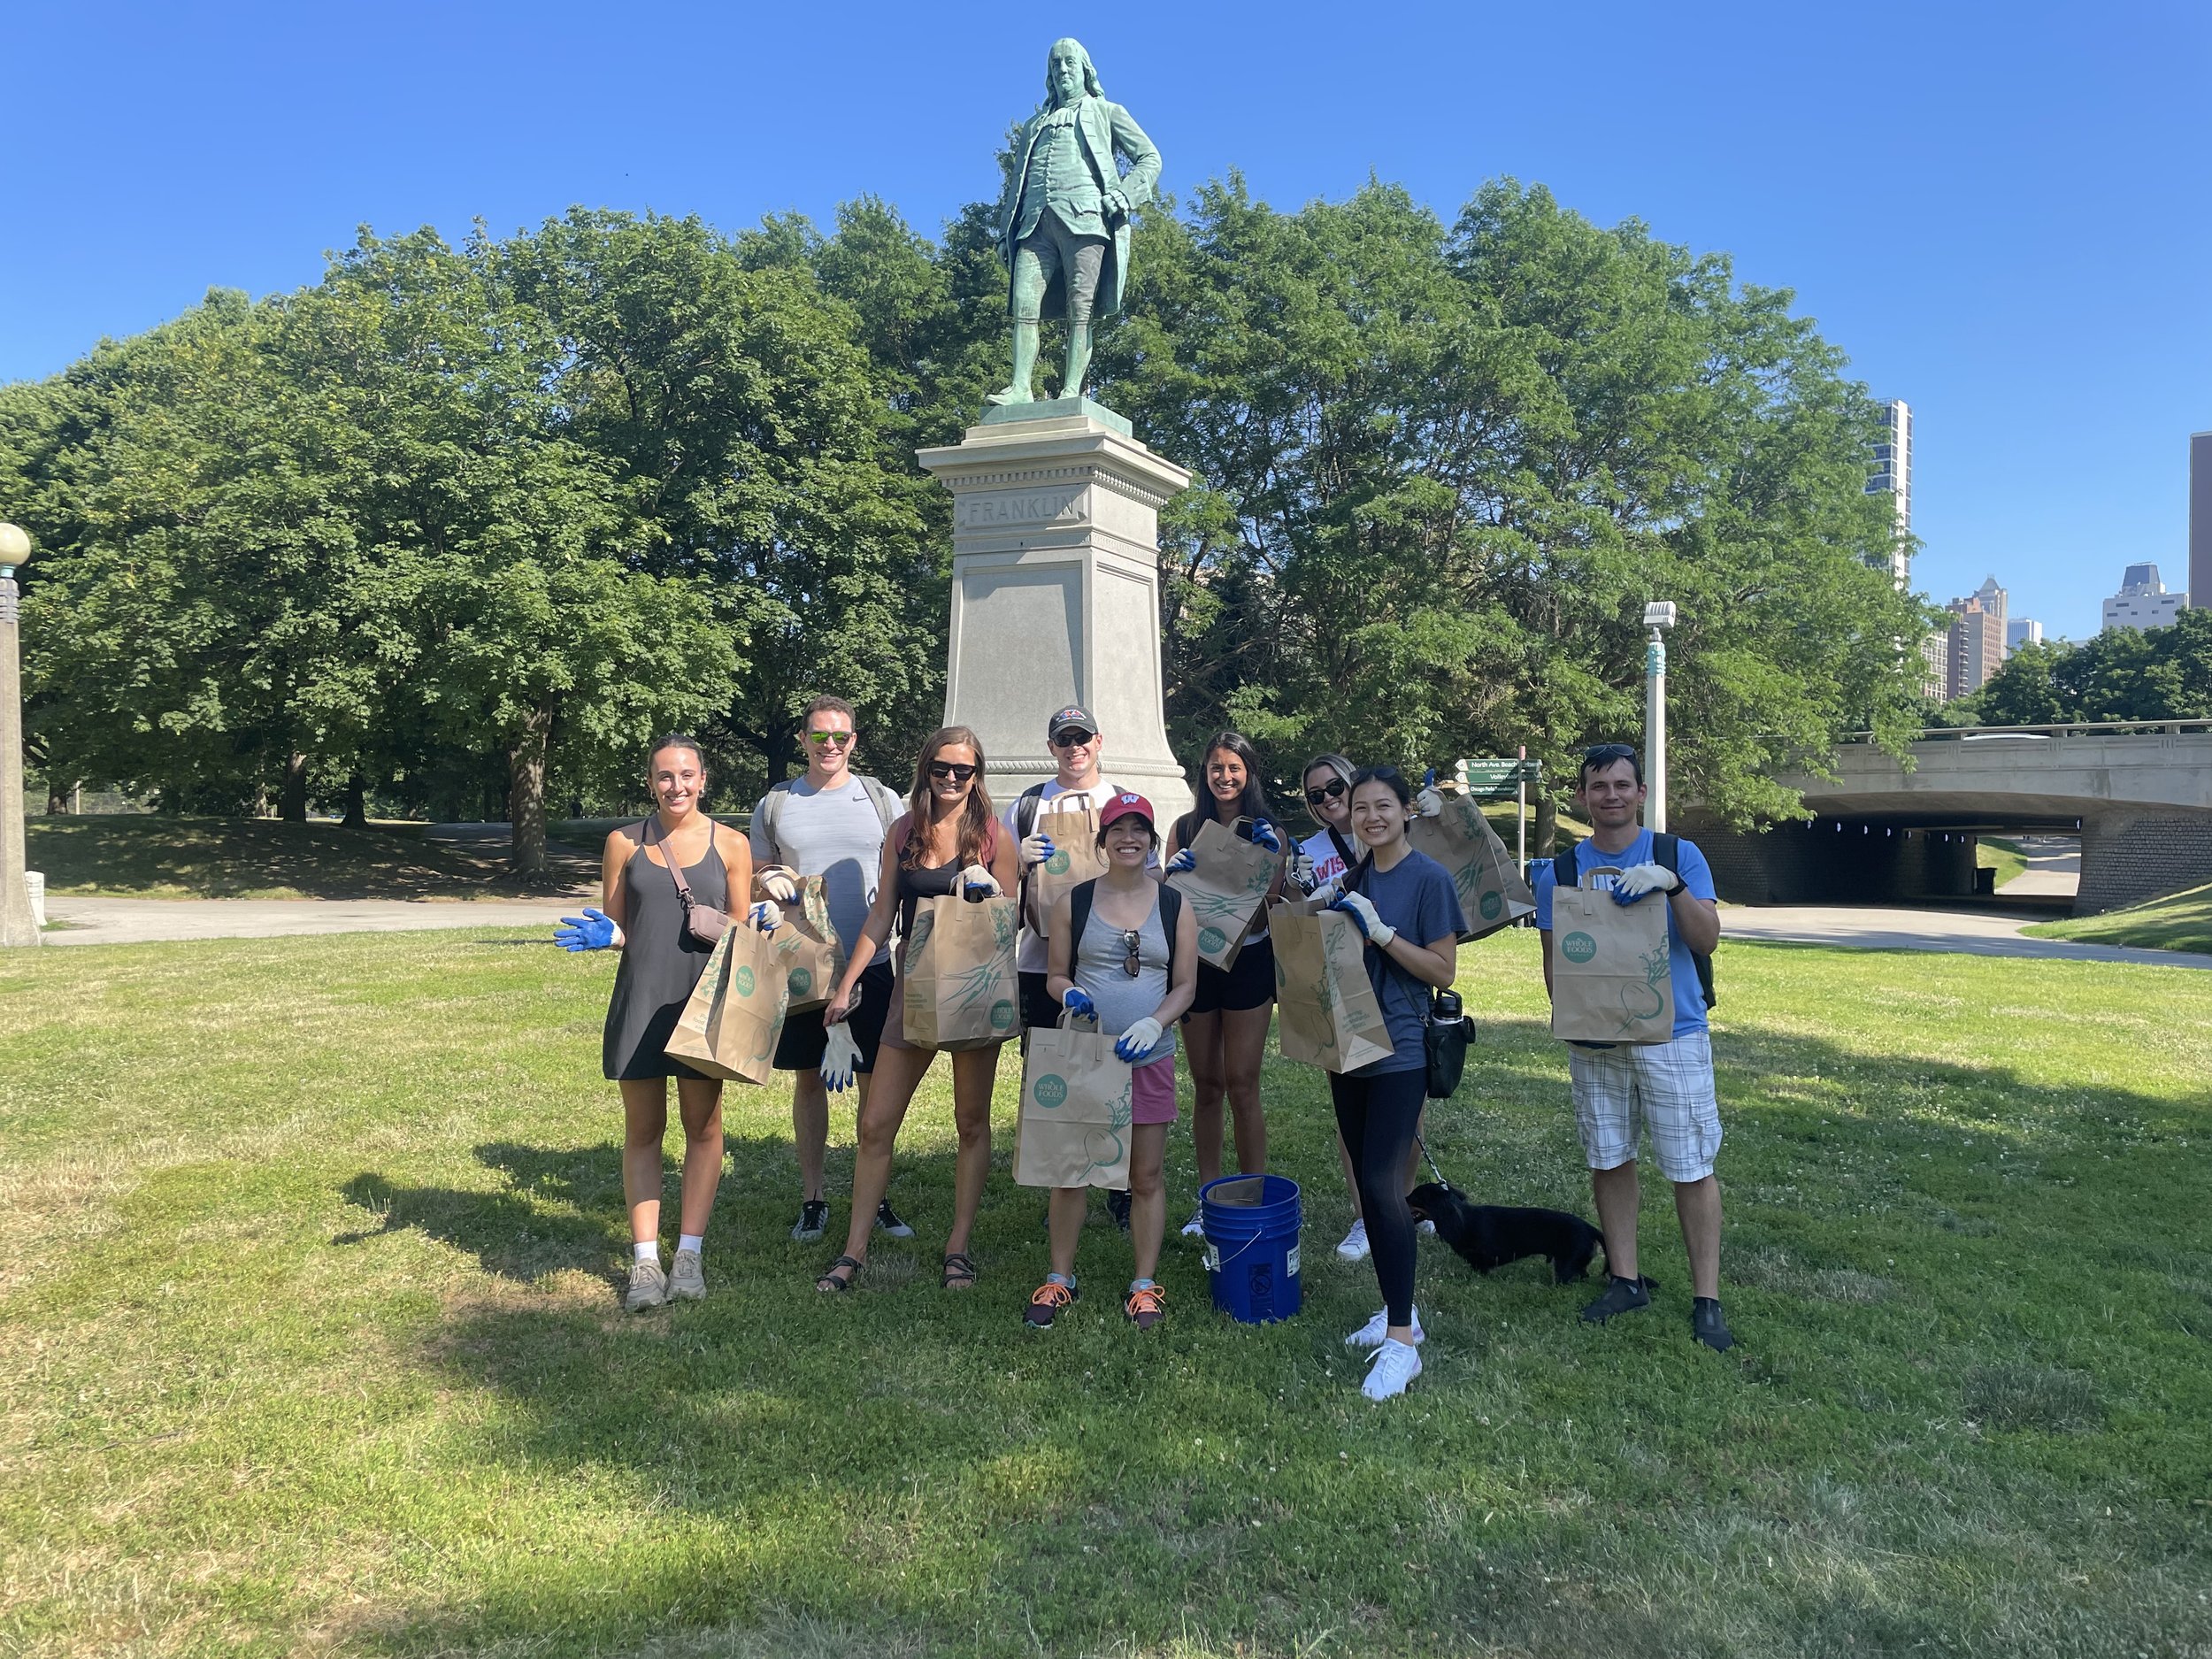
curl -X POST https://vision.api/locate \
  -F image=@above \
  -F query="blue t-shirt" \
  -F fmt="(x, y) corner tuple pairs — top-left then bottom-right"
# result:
(1532, 829), (1716, 1036)
(1349, 849), (1468, 1078)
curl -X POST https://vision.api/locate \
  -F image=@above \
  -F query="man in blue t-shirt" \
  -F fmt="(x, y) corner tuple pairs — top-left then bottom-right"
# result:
(1531, 743), (1732, 1352)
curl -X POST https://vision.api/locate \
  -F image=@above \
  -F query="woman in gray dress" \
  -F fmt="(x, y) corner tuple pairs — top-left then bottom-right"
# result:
(555, 735), (761, 1312)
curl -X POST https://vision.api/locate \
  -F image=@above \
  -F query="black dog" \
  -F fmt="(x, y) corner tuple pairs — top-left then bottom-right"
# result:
(1407, 1182), (1649, 1288)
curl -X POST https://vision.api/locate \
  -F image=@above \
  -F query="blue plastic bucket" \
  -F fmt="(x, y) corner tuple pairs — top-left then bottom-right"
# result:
(1200, 1173), (1302, 1323)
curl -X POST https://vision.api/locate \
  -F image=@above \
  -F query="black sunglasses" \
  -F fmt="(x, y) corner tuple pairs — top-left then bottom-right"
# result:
(927, 761), (976, 783)
(1305, 779), (1348, 806)
(1583, 743), (1636, 764)
(1122, 929), (1142, 978)
(1051, 728), (1096, 748)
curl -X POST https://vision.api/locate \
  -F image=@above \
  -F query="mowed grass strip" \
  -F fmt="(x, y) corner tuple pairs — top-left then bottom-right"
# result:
(2026, 880), (2212, 956)
(0, 928), (2207, 1658)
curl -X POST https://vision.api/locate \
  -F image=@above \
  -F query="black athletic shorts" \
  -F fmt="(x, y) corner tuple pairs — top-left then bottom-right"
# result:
(774, 957), (895, 1073)
(1186, 934), (1276, 1016)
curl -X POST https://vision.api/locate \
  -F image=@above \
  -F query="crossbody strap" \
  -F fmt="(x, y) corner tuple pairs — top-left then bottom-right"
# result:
(642, 814), (716, 911)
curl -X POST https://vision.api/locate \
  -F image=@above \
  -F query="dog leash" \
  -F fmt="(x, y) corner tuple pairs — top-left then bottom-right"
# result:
(1415, 1133), (1454, 1193)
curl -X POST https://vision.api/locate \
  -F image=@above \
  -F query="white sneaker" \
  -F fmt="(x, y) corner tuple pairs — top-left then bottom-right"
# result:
(667, 1248), (706, 1302)
(1344, 1305), (1424, 1349)
(1179, 1210), (1206, 1238)
(1336, 1217), (1371, 1262)
(1361, 1337), (1424, 1402)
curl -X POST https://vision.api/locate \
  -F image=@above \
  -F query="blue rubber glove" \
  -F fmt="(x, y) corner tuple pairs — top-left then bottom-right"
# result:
(1249, 818), (1282, 852)
(1114, 1017), (1164, 1062)
(1329, 889), (1397, 948)
(1164, 848), (1197, 875)
(1609, 863), (1680, 905)
(1062, 986), (1097, 1020)
(554, 908), (616, 951)
(1415, 766), (1444, 818)
(749, 900), (784, 932)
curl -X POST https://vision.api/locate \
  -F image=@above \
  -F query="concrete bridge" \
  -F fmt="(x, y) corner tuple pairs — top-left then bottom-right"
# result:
(1680, 721), (2212, 915)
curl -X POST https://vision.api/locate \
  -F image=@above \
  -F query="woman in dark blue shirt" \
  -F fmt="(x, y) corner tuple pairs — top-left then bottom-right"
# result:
(1327, 764), (1466, 1401)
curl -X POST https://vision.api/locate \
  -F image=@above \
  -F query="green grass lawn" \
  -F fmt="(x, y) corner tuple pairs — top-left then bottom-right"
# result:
(27, 816), (571, 900)
(1978, 836), (2029, 890)
(2, 929), (2208, 1657)
(2025, 882), (2212, 956)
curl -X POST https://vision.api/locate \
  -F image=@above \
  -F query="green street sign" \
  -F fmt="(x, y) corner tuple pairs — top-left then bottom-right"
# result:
(1457, 758), (1541, 799)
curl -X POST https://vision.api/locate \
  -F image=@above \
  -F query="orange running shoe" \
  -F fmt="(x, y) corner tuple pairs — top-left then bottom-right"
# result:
(1024, 1276), (1078, 1328)
(1124, 1282), (1167, 1331)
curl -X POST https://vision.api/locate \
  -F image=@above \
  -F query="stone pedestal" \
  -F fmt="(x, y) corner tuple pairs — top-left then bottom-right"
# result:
(918, 405), (1193, 824)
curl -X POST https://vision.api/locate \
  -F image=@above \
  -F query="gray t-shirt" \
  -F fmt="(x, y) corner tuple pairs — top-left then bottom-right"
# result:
(749, 778), (891, 968)
(1071, 884), (1175, 1065)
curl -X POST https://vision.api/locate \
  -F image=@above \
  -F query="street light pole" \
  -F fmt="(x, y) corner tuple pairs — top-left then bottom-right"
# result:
(0, 523), (39, 948)
(1642, 601), (1677, 834)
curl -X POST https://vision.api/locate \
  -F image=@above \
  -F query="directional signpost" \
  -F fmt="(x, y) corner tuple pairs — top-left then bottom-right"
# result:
(1454, 753), (1543, 873)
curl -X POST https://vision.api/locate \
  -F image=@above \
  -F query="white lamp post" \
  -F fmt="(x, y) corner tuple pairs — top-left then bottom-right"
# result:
(0, 524), (38, 947)
(1642, 600), (1677, 833)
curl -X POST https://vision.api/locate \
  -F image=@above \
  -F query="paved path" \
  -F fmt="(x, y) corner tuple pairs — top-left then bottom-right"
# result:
(1995, 835), (2082, 898)
(1724, 904), (2212, 970)
(45, 895), (575, 948)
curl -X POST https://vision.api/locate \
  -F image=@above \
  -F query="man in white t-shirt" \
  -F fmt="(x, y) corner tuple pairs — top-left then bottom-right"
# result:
(1003, 703), (1148, 1229)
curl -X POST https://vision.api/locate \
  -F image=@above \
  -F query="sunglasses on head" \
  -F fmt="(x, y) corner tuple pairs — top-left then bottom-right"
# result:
(1305, 778), (1348, 806)
(805, 729), (855, 747)
(1583, 743), (1636, 765)
(1051, 728), (1096, 748)
(927, 760), (976, 783)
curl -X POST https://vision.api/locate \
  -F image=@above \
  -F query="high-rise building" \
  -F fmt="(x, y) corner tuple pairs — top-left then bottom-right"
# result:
(2102, 562), (2187, 633)
(1945, 585), (2006, 698)
(2192, 431), (2211, 609)
(1866, 399), (1913, 587)
(2005, 618), (2044, 655)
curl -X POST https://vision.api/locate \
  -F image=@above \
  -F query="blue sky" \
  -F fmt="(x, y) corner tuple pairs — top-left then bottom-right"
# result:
(4, 1), (2207, 639)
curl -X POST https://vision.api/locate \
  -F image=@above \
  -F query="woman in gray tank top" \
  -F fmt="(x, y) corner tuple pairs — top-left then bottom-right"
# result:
(1024, 792), (1198, 1332)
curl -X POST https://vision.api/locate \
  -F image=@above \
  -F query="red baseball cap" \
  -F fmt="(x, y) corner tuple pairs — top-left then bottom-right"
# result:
(1098, 791), (1155, 830)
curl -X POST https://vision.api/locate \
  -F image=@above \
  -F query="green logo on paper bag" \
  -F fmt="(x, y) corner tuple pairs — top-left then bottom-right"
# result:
(989, 999), (1018, 1031)
(1561, 932), (1597, 964)
(1480, 891), (1502, 920)
(1045, 849), (1071, 874)
(734, 965), (757, 995)
(1033, 1074), (1068, 1108)
(787, 967), (812, 995)
(1199, 926), (1228, 955)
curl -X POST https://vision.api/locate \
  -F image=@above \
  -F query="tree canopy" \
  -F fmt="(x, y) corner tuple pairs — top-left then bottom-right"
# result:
(1970, 609), (2212, 726)
(1, 176), (1937, 867)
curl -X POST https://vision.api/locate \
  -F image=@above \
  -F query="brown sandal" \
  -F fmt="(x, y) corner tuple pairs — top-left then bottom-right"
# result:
(816, 1255), (863, 1293)
(940, 1251), (978, 1291)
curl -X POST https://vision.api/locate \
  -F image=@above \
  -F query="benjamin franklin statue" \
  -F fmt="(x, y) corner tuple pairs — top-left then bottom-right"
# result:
(987, 38), (1162, 408)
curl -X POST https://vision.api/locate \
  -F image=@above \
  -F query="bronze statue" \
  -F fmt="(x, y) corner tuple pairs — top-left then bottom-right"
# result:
(987, 39), (1162, 408)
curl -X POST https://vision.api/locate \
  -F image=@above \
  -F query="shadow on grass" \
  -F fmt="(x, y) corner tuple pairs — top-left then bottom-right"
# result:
(334, 1019), (2212, 1659)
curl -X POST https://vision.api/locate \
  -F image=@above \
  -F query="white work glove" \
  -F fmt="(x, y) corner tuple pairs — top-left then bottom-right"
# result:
(1415, 768), (1444, 818)
(1164, 848), (1197, 875)
(1329, 889), (1396, 948)
(1307, 874), (1344, 907)
(1289, 851), (1317, 891)
(819, 1023), (862, 1093)
(757, 866), (799, 902)
(959, 864), (1002, 899)
(1114, 1017), (1164, 1062)
(748, 900), (784, 932)
(1020, 830), (1057, 868)
(1611, 863), (1684, 904)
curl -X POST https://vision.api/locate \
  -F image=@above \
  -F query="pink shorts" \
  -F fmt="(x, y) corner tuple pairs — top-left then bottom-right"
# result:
(1131, 1054), (1179, 1125)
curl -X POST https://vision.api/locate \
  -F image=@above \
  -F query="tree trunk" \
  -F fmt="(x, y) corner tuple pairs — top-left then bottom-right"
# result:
(342, 774), (367, 829)
(508, 703), (555, 882)
(45, 783), (68, 815)
(280, 752), (310, 822)
(1534, 793), (1559, 859)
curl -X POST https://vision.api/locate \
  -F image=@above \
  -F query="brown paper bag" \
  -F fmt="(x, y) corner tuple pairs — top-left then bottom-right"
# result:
(1025, 802), (1110, 937)
(1013, 1014), (1134, 1188)
(1166, 817), (1285, 970)
(901, 894), (1021, 1050)
(1547, 867), (1673, 1044)
(1408, 793), (1536, 941)
(664, 924), (789, 1084)
(767, 874), (841, 1011)
(1268, 897), (1395, 1074)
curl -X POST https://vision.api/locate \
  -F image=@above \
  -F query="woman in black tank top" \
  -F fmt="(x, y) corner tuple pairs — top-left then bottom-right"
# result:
(553, 736), (756, 1314)
(814, 726), (1020, 1294)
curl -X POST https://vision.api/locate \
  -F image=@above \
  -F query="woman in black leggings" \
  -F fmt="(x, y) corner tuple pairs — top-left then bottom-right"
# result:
(1325, 765), (1466, 1401)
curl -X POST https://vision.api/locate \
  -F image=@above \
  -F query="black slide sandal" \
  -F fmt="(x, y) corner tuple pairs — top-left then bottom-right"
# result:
(816, 1255), (863, 1293)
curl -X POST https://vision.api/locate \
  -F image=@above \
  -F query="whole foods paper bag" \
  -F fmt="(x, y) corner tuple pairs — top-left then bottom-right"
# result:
(664, 924), (789, 1084)
(1268, 897), (1394, 1074)
(1025, 803), (1109, 938)
(1013, 1015), (1134, 1189)
(1166, 817), (1285, 971)
(1547, 868), (1673, 1044)
(902, 894), (1021, 1050)
(1408, 793), (1535, 941)
(767, 874), (841, 1012)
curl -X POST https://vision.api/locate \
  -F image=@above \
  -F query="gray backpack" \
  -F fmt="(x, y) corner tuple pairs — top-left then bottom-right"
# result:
(752, 774), (901, 866)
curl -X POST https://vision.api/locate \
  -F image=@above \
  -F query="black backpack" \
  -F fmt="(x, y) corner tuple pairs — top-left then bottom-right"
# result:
(1066, 877), (1183, 961)
(1553, 833), (1717, 1010)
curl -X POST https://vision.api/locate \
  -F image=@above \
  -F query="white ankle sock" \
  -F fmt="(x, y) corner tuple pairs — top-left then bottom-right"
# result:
(678, 1233), (704, 1256)
(634, 1240), (659, 1263)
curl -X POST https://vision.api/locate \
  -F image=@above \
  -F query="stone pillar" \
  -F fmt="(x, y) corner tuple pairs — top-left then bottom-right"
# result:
(0, 530), (40, 949)
(918, 400), (1194, 824)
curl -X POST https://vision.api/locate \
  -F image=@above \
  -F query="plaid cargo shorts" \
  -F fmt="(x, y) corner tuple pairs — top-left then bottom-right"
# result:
(1565, 1029), (1722, 1183)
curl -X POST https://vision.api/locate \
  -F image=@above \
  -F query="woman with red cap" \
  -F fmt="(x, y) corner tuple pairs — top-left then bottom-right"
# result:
(1024, 791), (1198, 1331)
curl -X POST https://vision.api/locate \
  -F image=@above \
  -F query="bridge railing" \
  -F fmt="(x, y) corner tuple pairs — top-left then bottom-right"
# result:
(1838, 718), (2212, 743)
